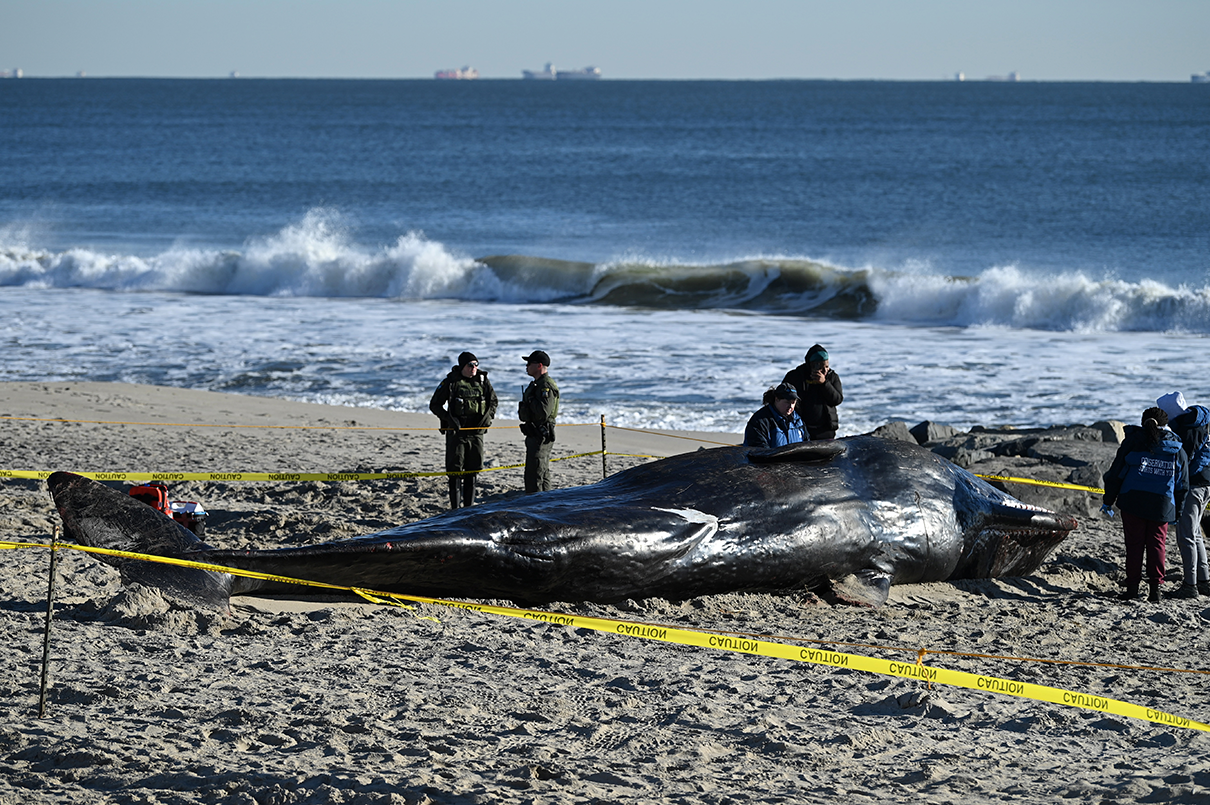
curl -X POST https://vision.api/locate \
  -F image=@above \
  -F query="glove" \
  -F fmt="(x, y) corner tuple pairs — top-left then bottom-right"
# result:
(542, 425), (556, 444)
(520, 422), (535, 437)
(440, 416), (461, 434)
(1100, 504), (1115, 518)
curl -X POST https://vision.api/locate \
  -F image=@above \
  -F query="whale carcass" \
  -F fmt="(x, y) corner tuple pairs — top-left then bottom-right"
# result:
(48, 436), (1078, 609)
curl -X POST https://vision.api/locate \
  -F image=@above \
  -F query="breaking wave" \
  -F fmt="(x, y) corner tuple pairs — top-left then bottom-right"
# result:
(2, 211), (1207, 333)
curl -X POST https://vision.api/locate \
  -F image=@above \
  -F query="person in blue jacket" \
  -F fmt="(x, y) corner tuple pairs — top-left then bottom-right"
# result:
(1157, 391), (1210, 599)
(1102, 406), (1189, 604)
(743, 383), (806, 449)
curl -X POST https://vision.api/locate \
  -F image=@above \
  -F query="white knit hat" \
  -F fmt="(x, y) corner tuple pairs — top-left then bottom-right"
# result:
(1156, 391), (1188, 419)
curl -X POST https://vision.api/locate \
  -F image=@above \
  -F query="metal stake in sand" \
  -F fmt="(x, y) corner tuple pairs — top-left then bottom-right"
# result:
(39, 525), (60, 718)
(600, 415), (608, 479)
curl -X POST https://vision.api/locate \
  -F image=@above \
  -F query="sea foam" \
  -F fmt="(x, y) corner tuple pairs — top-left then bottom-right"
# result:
(2, 213), (1207, 333)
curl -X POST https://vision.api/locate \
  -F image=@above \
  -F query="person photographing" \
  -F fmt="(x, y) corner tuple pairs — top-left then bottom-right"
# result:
(782, 343), (843, 440)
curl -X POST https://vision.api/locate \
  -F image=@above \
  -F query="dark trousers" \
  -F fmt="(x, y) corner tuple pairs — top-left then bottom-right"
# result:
(1121, 511), (1168, 586)
(524, 434), (553, 493)
(446, 433), (484, 508)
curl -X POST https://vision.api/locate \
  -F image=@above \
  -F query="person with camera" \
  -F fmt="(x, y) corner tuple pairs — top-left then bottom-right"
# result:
(782, 343), (843, 440)
(518, 350), (560, 493)
(429, 351), (498, 509)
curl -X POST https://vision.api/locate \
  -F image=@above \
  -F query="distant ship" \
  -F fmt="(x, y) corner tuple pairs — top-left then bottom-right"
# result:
(1193, 71), (1210, 84)
(522, 63), (601, 81)
(435, 66), (479, 80)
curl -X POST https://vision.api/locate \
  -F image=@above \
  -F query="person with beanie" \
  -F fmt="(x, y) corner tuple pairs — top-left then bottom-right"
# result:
(1102, 406), (1189, 604)
(1156, 391), (1210, 599)
(429, 351), (498, 508)
(782, 344), (843, 440)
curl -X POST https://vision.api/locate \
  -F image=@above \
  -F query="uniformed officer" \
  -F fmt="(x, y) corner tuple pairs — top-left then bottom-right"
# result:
(518, 350), (560, 493)
(429, 351), (498, 508)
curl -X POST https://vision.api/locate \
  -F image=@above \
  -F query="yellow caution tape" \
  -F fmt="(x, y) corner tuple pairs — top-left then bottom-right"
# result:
(975, 473), (1104, 495)
(4, 539), (1205, 732)
(0, 451), (605, 483)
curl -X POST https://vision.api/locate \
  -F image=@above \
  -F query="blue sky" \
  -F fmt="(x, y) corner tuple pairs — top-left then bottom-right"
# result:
(3, 0), (1207, 81)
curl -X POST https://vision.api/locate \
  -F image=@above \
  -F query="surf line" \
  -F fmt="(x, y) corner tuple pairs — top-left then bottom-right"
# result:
(9, 539), (1206, 734)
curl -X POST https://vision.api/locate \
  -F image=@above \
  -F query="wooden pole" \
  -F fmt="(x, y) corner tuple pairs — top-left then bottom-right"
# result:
(600, 414), (608, 480)
(39, 526), (60, 718)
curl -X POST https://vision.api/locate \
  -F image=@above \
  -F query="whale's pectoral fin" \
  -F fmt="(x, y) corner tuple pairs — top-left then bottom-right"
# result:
(747, 441), (847, 464)
(825, 570), (892, 608)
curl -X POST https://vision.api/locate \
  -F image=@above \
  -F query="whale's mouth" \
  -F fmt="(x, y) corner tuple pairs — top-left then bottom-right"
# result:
(958, 501), (1080, 579)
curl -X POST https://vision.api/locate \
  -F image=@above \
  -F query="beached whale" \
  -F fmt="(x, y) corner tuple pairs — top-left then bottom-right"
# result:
(48, 435), (1078, 609)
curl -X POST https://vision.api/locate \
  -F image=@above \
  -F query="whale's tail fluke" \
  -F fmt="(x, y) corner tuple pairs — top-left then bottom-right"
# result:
(48, 472), (233, 609)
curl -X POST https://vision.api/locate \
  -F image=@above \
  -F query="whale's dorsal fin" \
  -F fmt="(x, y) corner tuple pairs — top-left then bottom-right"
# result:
(746, 441), (846, 464)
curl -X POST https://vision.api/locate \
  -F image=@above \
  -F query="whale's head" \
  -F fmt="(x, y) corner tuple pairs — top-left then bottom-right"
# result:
(948, 468), (1079, 579)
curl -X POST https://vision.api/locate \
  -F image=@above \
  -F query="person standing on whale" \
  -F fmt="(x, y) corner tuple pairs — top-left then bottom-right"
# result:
(518, 350), (559, 493)
(429, 351), (498, 509)
(782, 343), (843, 440)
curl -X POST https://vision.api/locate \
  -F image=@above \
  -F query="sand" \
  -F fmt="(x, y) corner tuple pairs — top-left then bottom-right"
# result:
(2, 381), (1209, 804)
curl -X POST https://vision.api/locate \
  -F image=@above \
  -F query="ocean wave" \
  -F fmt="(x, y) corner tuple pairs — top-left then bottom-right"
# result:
(2, 212), (1207, 333)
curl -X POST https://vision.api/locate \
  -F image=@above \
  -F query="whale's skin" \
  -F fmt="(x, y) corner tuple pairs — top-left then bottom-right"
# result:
(47, 436), (1078, 608)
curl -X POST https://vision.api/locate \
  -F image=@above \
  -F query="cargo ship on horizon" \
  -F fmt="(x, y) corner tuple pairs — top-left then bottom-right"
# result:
(522, 63), (601, 80)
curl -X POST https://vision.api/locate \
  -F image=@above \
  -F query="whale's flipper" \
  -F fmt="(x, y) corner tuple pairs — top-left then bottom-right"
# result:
(747, 441), (847, 464)
(828, 570), (892, 607)
(48, 472), (233, 609)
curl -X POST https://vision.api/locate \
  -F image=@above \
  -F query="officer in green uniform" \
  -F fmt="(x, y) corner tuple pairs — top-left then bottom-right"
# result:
(429, 351), (498, 508)
(518, 350), (560, 493)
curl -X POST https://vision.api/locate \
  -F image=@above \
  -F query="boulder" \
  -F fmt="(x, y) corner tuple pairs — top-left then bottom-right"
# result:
(909, 421), (960, 445)
(870, 421), (915, 443)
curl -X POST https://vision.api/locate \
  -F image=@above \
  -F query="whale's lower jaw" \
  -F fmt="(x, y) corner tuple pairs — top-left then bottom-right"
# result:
(956, 509), (1080, 580)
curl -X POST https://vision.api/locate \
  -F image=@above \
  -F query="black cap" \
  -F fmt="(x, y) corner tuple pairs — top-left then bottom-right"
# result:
(458, 351), (478, 367)
(522, 350), (551, 366)
(774, 383), (799, 401)
(806, 344), (829, 363)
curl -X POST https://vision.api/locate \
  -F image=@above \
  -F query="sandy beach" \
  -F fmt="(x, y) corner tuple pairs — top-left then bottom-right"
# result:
(2, 382), (1209, 804)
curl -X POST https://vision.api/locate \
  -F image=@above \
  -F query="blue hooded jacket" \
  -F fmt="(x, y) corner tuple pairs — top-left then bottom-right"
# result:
(1168, 404), (1210, 487)
(743, 405), (806, 449)
(1103, 425), (1189, 523)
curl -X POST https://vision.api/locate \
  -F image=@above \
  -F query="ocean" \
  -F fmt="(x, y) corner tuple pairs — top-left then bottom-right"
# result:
(1, 78), (1208, 435)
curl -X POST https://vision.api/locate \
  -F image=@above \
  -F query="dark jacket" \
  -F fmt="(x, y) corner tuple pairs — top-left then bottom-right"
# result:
(1103, 425), (1189, 523)
(1168, 404), (1210, 487)
(518, 374), (560, 439)
(743, 405), (806, 449)
(782, 365), (843, 439)
(429, 369), (498, 433)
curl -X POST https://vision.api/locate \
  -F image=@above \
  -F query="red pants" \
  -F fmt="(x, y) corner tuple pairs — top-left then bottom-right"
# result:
(1121, 511), (1168, 586)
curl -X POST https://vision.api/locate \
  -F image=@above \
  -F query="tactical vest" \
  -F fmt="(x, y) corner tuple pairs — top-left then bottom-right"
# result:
(447, 374), (493, 426)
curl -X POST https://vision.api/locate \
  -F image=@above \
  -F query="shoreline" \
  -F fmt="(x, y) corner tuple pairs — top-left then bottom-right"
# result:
(3, 381), (1209, 804)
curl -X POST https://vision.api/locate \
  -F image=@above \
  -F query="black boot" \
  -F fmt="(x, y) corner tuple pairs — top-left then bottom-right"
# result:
(1148, 583), (1161, 603)
(462, 475), (476, 507)
(447, 477), (462, 510)
(1120, 583), (1140, 601)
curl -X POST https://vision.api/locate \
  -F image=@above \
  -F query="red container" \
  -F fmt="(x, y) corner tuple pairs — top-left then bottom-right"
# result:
(128, 482), (171, 517)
